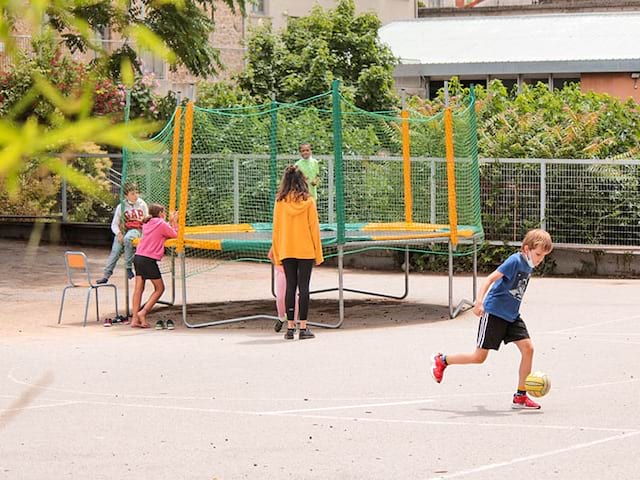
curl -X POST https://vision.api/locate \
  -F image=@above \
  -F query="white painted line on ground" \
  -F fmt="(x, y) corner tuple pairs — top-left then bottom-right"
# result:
(546, 314), (640, 334)
(423, 430), (640, 479)
(261, 398), (436, 415)
(270, 412), (638, 434)
(575, 338), (640, 346)
(574, 377), (639, 390)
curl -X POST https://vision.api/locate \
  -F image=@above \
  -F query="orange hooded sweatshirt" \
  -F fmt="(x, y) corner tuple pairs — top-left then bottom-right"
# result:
(272, 195), (324, 266)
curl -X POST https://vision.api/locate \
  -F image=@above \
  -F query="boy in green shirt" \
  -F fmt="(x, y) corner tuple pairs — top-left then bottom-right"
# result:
(295, 142), (320, 201)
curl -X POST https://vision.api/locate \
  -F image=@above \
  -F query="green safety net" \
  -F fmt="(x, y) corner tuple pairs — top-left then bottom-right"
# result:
(123, 85), (483, 278)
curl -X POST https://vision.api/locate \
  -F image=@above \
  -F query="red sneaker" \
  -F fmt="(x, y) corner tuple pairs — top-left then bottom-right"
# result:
(512, 393), (541, 410)
(430, 353), (447, 383)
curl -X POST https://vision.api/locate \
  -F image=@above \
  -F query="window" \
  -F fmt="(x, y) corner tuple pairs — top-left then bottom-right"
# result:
(250, 0), (266, 15)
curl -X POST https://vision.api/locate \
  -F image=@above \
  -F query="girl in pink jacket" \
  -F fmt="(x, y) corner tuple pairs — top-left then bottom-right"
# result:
(131, 203), (178, 329)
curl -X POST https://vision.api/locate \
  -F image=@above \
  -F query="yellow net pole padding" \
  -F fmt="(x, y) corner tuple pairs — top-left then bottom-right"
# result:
(177, 102), (194, 255)
(401, 110), (413, 223)
(169, 106), (182, 215)
(444, 107), (458, 247)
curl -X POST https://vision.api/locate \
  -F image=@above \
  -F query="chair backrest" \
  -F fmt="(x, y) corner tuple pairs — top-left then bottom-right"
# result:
(64, 251), (92, 286)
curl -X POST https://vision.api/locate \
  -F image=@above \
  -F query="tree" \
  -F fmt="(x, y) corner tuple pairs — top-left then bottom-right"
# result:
(237, 0), (398, 111)
(45, 0), (246, 79)
(0, 0), (244, 223)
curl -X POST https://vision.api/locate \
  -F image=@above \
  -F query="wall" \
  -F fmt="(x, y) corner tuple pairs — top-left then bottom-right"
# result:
(256, 0), (417, 31)
(581, 72), (640, 103)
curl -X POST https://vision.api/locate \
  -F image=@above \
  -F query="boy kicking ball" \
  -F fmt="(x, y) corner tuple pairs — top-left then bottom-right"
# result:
(431, 229), (553, 410)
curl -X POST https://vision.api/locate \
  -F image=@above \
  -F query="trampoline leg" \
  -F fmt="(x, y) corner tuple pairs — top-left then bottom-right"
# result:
(181, 254), (188, 327)
(338, 245), (345, 327)
(155, 253), (176, 307)
(125, 264), (130, 318)
(448, 241), (454, 318)
(449, 237), (478, 318)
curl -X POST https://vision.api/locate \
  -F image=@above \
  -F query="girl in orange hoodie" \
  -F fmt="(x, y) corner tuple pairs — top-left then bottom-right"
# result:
(271, 165), (324, 340)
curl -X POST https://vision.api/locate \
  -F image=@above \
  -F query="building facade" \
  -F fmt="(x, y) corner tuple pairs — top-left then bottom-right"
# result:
(249, 0), (417, 30)
(380, 7), (640, 101)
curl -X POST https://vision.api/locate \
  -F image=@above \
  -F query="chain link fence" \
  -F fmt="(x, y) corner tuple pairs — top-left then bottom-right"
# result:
(3, 156), (640, 249)
(481, 158), (640, 249)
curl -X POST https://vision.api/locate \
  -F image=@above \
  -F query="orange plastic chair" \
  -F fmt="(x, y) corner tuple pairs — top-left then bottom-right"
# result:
(58, 251), (119, 327)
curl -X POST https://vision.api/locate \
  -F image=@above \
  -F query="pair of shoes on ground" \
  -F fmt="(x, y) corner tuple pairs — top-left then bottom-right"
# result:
(104, 315), (132, 327)
(155, 319), (175, 330)
(429, 352), (541, 410)
(96, 269), (134, 283)
(284, 328), (315, 340)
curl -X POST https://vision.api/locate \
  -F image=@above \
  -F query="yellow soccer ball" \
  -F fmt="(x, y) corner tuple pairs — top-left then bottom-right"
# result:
(525, 371), (551, 398)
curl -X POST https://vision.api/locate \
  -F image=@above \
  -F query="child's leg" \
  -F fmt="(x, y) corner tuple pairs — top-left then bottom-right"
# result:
(281, 259), (298, 330)
(275, 266), (286, 318)
(138, 278), (165, 326)
(296, 260), (314, 330)
(445, 347), (489, 365)
(131, 276), (145, 326)
(103, 236), (123, 278)
(123, 229), (141, 270)
(514, 338), (534, 390)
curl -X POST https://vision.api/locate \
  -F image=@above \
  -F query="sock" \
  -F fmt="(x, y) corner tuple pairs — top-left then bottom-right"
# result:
(516, 389), (526, 396)
(442, 354), (447, 365)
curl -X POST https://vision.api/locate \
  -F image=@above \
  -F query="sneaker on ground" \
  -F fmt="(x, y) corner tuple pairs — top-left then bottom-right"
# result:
(155, 320), (165, 330)
(284, 328), (295, 340)
(299, 328), (315, 340)
(166, 319), (175, 330)
(274, 318), (284, 333)
(103, 318), (112, 327)
(430, 353), (447, 383)
(96, 277), (109, 285)
(127, 269), (135, 280)
(511, 393), (541, 410)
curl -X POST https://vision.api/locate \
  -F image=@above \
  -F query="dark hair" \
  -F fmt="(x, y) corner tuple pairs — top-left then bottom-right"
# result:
(123, 182), (138, 195)
(276, 165), (310, 202)
(143, 203), (165, 223)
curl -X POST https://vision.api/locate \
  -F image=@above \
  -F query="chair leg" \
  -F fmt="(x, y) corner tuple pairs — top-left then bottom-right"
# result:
(83, 288), (92, 327)
(95, 288), (100, 323)
(109, 284), (119, 318)
(58, 286), (71, 324)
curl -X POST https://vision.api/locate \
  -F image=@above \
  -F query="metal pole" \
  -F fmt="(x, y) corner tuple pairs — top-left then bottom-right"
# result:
(540, 160), (546, 230)
(448, 241), (454, 318)
(338, 245), (345, 326)
(328, 156), (335, 225)
(61, 177), (68, 223)
(233, 157), (240, 224)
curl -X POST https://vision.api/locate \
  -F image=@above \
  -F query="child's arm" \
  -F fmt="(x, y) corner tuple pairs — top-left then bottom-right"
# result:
(473, 269), (504, 317)
(111, 205), (123, 241)
(168, 211), (179, 230)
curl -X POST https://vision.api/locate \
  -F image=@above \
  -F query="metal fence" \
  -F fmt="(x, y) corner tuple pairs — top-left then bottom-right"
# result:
(480, 158), (640, 249)
(3, 156), (640, 250)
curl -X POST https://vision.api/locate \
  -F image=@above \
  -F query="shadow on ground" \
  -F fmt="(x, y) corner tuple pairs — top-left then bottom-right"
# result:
(151, 298), (452, 331)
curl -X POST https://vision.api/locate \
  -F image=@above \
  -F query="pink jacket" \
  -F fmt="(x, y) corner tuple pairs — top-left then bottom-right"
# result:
(136, 217), (177, 260)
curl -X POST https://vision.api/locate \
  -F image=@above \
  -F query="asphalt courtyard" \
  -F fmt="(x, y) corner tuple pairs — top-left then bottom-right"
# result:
(1, 239), (639, 479)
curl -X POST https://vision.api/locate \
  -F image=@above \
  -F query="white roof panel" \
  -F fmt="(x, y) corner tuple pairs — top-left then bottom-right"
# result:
(378, 12), (640, 65)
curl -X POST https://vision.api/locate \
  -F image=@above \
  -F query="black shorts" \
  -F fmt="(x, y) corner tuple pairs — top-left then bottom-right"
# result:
(133, 255), (161, 280)
(476, 313), (530, 350)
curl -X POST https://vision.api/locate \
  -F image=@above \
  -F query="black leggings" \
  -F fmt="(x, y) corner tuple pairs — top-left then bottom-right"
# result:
(281, 258), (314, 321)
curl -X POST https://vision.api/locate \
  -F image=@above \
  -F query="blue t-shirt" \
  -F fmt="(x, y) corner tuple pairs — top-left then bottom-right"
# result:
(483, 252), (533, 322)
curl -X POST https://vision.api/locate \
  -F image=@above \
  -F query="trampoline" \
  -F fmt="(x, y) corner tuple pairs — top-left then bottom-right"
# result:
(122, 81), (484, 328)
